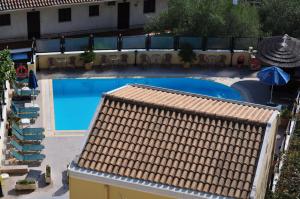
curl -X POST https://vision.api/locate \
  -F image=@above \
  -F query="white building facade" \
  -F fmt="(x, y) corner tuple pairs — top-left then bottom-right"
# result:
(0, 0), (168, 41)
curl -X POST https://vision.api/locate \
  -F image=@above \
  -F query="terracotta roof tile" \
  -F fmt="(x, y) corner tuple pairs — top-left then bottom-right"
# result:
(77, 85), (277, 199)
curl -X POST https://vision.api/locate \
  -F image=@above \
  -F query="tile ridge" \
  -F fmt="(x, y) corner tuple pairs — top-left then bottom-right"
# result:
(104, 94), (269, 126)
(128, 84), (278, 111)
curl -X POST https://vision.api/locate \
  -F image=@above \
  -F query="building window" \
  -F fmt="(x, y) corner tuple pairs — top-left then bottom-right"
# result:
(144, 0), (155, 13)
(0, 14), (11, 26)
(59, 8), (71, 22)
(89, 5), (99, 17)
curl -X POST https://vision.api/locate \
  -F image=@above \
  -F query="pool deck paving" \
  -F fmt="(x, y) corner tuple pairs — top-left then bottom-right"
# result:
(2, 66), (278, 199)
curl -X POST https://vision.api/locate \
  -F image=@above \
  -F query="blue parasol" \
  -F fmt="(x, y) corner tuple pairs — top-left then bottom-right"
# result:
(257, 66), (290, 103)
(28, 70), (38, 104)
(28, 70), (38, 90)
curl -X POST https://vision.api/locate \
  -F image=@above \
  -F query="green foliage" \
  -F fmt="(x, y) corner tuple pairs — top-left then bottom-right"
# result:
(16, 179), (35, 185)
(225, 2), (261, 37)
(259, 0), (300, 37)
(178, 43), (196, 63)
(80, 50), (96, 63)
(0, 49), (16, 85)
(145, 0), (261, 37)
(273, 125), (300, 198)
(280, 108), (291, 119)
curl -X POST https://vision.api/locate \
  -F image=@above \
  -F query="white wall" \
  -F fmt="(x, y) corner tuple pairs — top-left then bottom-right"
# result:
(250, 113), (279, 199)
(0, 11), (27, 40)
(0, 0), (168, 40)
(40, 3), (118, 36)
(130, 0), (168, 26)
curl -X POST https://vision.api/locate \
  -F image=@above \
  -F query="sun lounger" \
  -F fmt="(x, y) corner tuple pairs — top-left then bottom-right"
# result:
(16, 78), (29, 84)
(12, 129), (45, 141)
(13, 84), (39, 97)
(11, 150), (45, 161)
(11, 105), (39, 119)
(10, 140), (44, 152)
(12, 122), (44, 134)
(12, 122), (44, 135)
(11, 110), (39, 119)
(11, 102), (40, 113)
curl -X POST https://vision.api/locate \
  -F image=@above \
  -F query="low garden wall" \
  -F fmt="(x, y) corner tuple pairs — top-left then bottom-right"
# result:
(36, 50), (252, 70)
(0, 82), (9, 165)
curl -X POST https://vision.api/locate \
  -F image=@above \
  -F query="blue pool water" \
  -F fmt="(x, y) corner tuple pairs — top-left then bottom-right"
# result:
(53, 78), (242, 130)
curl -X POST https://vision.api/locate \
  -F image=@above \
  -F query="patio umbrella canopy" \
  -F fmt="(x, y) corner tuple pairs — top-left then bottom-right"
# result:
(257, 34), (300, 68)
(28, 70), (38, 104)
(257, 66), (290, 103)
(28, 70), (38, 90)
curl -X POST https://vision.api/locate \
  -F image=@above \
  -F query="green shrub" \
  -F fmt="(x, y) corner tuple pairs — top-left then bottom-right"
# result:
(46, 165), (51, 177)
(16, 179), (35, 185)
(274, 123), (300, 198)
(280, 108), (291, 119)
(178, 43), (196, 64)
(0, 49), (16, 85)
(80, 50), (96, 63)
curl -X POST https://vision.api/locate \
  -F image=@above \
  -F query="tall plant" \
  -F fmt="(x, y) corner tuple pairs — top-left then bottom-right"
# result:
(259, 0), (300, 37)
(0, 49), (16, 88)
(145, 0), (261, 37)
(178, 43), (196, 64)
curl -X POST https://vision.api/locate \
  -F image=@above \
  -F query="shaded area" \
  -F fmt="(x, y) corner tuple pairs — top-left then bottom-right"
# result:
(52, 171), (68, 197)
(38, 65), (258, 80)
(232, 79), (297, 106)
(231, 80), (270, 104)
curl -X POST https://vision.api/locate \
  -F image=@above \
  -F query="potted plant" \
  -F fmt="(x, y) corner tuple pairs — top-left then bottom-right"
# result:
(15, 179), (37, 190)
(178, 43), (196, 68)
(80, 50), (96, 70)
(45, 165), (51, 184)
(280, 108), (291, 127)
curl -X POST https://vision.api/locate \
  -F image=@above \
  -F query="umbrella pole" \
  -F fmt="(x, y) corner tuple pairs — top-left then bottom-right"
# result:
(270, 85), (274, 104)
(32, 89), (34, 105)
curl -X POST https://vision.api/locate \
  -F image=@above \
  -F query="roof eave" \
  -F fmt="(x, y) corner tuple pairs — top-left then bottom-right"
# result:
(250, 111), (279, 198)
(0, 0), (114, 13)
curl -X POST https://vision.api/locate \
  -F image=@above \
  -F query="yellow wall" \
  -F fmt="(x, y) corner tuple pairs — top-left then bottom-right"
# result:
(69, 176), (173, 199)
(36, 50), (252, 70)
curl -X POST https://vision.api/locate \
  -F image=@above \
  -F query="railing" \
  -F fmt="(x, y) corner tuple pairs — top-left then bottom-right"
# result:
(33, 34), (261, 53)
(271, 89), (300, 191)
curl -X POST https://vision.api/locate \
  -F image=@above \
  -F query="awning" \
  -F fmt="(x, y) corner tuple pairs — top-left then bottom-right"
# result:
(11, 53), (29, 61)
(257, 34), (300, 68)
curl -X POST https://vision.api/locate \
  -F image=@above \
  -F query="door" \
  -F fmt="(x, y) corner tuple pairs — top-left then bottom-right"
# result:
(118, 2), (130, 29)
(27, 11), (40, 39)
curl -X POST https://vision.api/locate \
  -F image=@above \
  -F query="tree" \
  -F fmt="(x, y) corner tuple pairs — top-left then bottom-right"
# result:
(0, 49), (16, 88)
(145, 0), (261, 37)
(225, 2), (261, 37)
(259, 0), (300, 37)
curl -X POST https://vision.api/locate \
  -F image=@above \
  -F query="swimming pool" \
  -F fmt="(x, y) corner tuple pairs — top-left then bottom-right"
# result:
(53, 78), (242, 130)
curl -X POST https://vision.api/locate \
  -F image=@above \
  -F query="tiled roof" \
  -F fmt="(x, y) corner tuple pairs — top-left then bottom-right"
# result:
(77, 84), (276, 198)
(0, 0), (103, 11)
